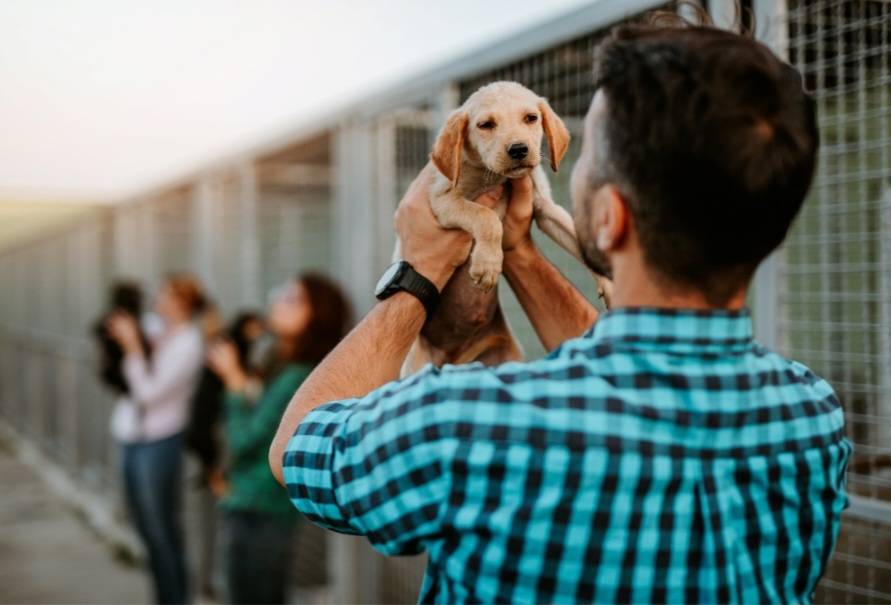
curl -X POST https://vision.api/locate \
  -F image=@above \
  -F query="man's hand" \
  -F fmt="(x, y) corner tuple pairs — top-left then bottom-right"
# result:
(499, 175), (599, 350)
(502, 175), (535, 254)
(395, 170), (503, 290)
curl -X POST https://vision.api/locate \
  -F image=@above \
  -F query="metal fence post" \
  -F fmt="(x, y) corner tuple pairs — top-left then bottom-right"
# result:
(194, 177), (217, 296)
(334, 119), (379, 316)
(374, 114), (397, 271)
(879, 186), (891, 448)
(238, 162), (262, 307)
(435, 83), (460, 126)
(750, 0), (788, 350)
(708, 0), (738, 30)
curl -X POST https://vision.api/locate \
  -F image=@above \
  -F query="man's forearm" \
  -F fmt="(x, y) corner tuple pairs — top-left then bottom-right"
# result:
(269, 292), (425, 484)
(503, 242), (598, 351)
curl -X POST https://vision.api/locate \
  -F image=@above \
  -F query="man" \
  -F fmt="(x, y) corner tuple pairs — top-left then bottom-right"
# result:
(270, 13), (851, 605)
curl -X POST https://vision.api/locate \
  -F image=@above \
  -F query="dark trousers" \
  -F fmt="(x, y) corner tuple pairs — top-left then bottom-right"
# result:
(122, 433), (189, 605)
(221, 509), (295, 605)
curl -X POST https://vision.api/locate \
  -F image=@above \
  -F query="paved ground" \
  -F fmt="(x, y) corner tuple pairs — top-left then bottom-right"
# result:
(0, 445), (148, 605)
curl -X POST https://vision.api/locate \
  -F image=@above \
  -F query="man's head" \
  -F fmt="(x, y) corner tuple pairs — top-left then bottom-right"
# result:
(571, 12), (818, 306)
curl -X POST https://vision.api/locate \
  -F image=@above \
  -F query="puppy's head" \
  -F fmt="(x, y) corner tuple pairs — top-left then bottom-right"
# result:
(431, 81), (570, 186)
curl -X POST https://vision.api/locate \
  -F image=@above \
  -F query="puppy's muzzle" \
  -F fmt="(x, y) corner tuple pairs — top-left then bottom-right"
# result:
(506, 143), (529, 161)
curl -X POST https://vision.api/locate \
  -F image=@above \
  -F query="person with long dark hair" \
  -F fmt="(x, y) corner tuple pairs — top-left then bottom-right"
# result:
(207, 273), (350, 605)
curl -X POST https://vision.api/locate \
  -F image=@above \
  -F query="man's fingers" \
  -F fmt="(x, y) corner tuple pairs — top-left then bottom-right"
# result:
(511, 175), (534, 204)
(505, 176), (535, 224)
(401, 170), (434, 209)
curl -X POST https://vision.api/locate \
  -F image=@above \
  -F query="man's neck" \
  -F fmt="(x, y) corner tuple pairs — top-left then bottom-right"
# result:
(608, 267), (747, 311)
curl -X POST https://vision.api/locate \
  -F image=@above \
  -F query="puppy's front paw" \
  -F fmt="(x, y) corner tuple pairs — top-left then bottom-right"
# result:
(469, 248), (503, 291)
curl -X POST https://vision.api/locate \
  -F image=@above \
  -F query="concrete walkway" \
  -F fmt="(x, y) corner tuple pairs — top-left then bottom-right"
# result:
(0, 445), (148, 605)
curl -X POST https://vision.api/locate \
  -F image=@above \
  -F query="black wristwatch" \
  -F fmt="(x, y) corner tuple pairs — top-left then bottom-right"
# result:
(375, 261), (440, 317)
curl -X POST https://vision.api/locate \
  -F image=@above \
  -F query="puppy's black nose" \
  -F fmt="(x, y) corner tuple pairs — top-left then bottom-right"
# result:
(507, 143), (528, 161)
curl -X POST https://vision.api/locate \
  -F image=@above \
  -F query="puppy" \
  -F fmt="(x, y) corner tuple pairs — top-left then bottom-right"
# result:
(399, 81), (611, 374)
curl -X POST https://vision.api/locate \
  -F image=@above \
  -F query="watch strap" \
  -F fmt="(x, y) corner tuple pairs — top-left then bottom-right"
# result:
(398, 266), (440, 317)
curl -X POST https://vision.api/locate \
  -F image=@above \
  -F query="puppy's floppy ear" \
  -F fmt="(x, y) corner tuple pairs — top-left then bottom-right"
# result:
(431, 109), (468, 185)
(539, 99), (570, 172)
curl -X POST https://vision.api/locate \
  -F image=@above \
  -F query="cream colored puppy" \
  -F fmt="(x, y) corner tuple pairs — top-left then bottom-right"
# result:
(429, 81), (610, 295)
(397, 81), (611, 374)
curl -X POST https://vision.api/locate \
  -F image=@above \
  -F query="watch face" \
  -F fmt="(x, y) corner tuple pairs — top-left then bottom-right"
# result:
(375, 261), (405, 297)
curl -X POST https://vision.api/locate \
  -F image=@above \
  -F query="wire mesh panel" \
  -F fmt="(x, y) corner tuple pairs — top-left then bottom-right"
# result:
(257, 182), (333, 302)
(201, 173), (246, 317)
(154, 187), (198, 280)
(370, 106), (438, 278)
(782, 1), (891, 602)
(0, 135), (338, 598)
(0, 215), (119, 489)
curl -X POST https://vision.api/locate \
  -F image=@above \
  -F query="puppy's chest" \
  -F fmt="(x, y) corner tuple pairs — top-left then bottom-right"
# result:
(458, 175), (544, 220)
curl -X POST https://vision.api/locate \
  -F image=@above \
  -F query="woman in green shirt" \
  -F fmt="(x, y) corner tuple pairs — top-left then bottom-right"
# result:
(207, 273), (350, 605)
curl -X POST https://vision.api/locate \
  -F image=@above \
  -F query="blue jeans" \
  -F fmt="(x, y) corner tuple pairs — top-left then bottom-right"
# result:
(122, 433), (189, 605)
(221, 509), (294, 604)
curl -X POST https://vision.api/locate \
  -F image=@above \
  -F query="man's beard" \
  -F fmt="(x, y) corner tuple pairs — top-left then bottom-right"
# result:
(574, 194), (613, 279)
(579, 233), (613, 279)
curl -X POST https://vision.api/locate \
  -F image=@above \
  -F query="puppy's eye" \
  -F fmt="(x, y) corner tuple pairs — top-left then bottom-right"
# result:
(478, 120), (496, 130)
(524, 113), (538, 124)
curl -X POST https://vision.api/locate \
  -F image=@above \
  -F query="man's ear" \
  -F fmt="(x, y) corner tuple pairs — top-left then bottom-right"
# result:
(595, 185), (630, 252)
(430, 110), (468, 186)
(539, 99), (570, 172)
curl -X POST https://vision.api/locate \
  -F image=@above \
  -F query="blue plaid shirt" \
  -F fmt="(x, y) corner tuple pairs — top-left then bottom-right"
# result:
(283, 308), (851, 604)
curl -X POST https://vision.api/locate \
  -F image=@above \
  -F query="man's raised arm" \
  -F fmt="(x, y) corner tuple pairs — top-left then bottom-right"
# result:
(501, 177), (599, 351)
(269, 172), (494, 485)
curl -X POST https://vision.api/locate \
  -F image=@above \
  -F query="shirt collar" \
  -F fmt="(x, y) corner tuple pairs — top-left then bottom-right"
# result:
(589, 307), (755, 353)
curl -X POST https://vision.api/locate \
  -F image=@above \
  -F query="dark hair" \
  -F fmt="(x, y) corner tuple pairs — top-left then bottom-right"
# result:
(109, 281), (143, 316)
(588, 6), (818, 304)
(93, 281), (149, 395)
(291, 273), (351, 365)
(227, 311), (263, 369)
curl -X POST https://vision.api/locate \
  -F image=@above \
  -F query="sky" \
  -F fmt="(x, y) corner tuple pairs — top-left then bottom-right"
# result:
(0, 0), (592, 203)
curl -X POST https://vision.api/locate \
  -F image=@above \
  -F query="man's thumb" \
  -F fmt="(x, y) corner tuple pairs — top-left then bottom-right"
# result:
(512, 175), (534, 200)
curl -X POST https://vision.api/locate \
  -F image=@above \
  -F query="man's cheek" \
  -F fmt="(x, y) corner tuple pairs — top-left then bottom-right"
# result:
(579, 226), (613, 279)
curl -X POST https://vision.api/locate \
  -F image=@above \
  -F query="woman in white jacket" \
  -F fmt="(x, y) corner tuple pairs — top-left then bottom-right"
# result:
(108, 274), (206, 605)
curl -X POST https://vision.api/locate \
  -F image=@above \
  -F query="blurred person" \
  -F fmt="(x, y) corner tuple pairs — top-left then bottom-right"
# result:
(107, 273), (207, 605)
(186, 310), (265, 493)
(185, 308), (264, 599)
(270, 8), (851, 604)
(92, 281), (151, 394)
(207, 274), (349, 605)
